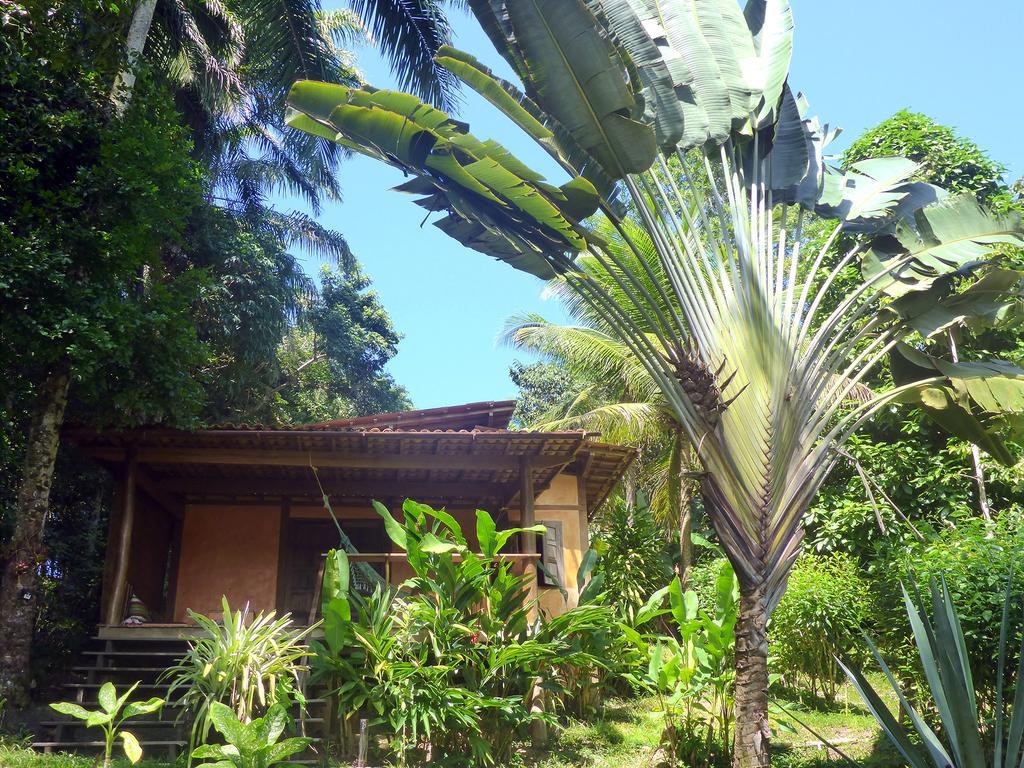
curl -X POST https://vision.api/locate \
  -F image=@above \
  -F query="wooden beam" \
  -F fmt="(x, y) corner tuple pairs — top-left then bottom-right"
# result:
(164, 477), (517, 500)
(274, 499), (291, 615)
(576, 472), (589, 551)
(135, 466), (182, 519)
(106, 449), (137, 625)
(165, 512), (184, 622)
(86, 447), (575, 472)
(519, 456), (536, 558)
(99, 470), (126, 626)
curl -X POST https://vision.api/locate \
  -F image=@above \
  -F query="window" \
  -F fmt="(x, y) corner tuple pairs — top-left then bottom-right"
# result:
(537, 520), (564, 588)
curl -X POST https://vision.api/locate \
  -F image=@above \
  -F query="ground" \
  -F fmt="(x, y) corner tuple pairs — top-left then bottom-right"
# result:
(0, 680), (901, 768)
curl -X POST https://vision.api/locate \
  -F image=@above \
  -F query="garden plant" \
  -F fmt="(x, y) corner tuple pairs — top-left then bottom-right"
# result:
(190, 701), (312, 768)
(284, 0), (1024, 763)
(163, 598), (314, 759)
(49, 682), (164, 768)
(842, 571), (1024, 768)
(312, 499), (621, 766)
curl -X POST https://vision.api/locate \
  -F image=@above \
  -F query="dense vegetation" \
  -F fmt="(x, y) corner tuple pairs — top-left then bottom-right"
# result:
(3, 0), (1024, 767)
(0, 0), (431, 704)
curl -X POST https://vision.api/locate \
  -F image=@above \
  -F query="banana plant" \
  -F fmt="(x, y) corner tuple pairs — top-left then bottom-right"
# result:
(285, 1), (1024, 763)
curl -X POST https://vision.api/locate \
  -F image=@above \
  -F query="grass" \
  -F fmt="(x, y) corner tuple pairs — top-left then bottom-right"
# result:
(1, 680), (900, 768)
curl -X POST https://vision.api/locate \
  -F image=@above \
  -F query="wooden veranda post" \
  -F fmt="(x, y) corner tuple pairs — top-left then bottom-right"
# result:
(105, 449), (137, 625)
(518, 456), (535, 573)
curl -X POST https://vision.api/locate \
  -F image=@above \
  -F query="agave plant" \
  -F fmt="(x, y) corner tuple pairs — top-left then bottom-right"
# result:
(284, 1), (1024, 763)
(841, 573), (1024, 768)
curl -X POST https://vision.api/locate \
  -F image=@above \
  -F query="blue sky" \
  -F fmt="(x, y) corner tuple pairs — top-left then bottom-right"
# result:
(287, 0), (1024, 410)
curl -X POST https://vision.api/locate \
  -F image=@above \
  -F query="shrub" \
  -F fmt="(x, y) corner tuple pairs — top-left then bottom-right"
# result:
(843, 573), (1024, 768)
(313, 500), (620, 767)
(769, 553), (873, 702)
(630, 560), (738, 767)
(49, 682), (163, 768)
(590, 497), (673, 622)
(163, 598), (314, 755)
(877, 512), (1024, 705)
(191, 702), (312, 768)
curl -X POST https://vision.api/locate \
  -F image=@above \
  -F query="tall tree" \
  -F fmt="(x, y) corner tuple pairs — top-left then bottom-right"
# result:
(287, 2), (1024, 764)
(0, 3), (207, 703)
(0, 0), (417, 703)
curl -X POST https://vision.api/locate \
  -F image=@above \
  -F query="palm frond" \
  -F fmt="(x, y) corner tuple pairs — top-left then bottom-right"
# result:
(348, 0), (458, 110)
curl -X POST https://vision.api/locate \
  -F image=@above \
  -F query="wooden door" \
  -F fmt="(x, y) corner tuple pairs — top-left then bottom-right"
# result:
(280, 520), (336, 619)
(278, 519), (388, 619)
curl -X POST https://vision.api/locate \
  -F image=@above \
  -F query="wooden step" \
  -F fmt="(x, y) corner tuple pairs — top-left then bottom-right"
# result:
(73, 665), (170, 673)
(82, 650), (184, 657)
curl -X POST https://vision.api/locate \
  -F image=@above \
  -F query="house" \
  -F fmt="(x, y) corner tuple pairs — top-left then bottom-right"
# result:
(66, 400), (634, 633)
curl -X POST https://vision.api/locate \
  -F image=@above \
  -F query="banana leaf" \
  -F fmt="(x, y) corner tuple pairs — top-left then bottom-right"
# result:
(286, 80), (605, 279)
(890, 343), (1024, 465)
(864, 193), (1024, 297)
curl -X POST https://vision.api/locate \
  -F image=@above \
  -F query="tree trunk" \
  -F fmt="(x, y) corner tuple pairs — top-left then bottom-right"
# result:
(947, 330), (992, 524)
(110, 0), (158, 116)
(0, 362), (72, 706)
(678, 494), (693, 585)
(733, 580), (770, 768)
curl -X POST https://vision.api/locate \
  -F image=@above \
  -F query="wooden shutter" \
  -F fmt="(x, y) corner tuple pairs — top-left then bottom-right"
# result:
(538, 520), (564, 587)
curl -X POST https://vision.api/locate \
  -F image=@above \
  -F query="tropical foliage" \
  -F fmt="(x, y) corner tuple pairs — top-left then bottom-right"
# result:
(49, 683), (164, 768)
(163, 599), (314, 756)
(0, 0), (414, 702)
(285, 2), (1024, 763)
(190, 701), (312, 768)
(842, 572), (1024, 768)
(629, 562), (738, 766)
(590, 497), (673, 622)
(768, 553), (873, 702)
(312, 500), (621, 766)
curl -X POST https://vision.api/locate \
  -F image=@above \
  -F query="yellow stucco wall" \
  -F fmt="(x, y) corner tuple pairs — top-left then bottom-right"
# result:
(169, 475), (589, 622)
(534, 474), (587, 616)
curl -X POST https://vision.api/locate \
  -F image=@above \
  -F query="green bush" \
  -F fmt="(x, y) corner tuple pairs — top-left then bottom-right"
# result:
(629, 560), (738, 767)
(313, 500), (620, 767)
(591, 498), (673, 622)
(769, 553), (873, 702)
(163, 599), (313, 755)
(877, 512), (1024, 704)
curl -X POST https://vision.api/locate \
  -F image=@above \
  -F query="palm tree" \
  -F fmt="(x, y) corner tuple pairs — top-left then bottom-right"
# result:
(504, 219), (701, 579)
(285, 2), (1024, 763)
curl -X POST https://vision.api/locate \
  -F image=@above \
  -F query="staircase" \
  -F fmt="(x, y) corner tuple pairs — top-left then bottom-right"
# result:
(33, 630), (329, 764)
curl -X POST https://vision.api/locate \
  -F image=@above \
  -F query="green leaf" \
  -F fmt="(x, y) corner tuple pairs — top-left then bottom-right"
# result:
(98, 682), (117, 714)
(119, 731), (142, 764)
(576, 548), (599, 586)
(419, 532), (460, 554)
(864, 193), (1024, 297)
(49, 702), (93, 721)
(502, 0), (657, 176)
(889, 268), (1024, 338)
(890, 343), (1024, 465)
(744, 0), (793, 124)
(590, 0), (684, 148)
(372, 500), (408, 551)
(475, 509), (498, 558)
(209, 701), (248, 749)
(86, 711), (114, 728)
(123, 697), (164, 719)
(435, 46), (552, 143)
(265, 737), (313, 764)
(322, 548), (349, 604)
(494, 524), (547, 554)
